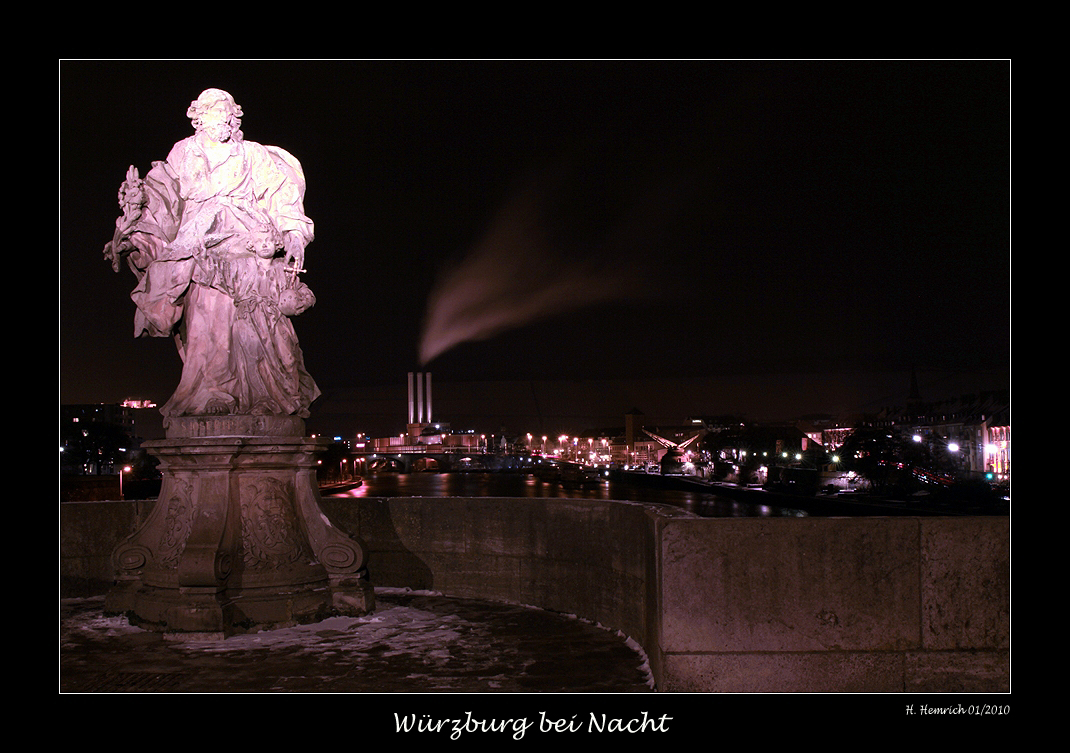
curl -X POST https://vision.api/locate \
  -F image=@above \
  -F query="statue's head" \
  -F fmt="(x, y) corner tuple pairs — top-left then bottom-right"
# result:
(187, 88), (243, 143)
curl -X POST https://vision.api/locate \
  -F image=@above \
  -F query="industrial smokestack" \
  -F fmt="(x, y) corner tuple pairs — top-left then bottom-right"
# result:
(417, 372), (424, 423)
(425, 372), (432, 423)
(407, 372), (434, 425)
(408, 372), (415, 424)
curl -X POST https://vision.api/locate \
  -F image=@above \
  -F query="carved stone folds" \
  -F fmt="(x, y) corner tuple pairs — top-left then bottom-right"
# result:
(105, 416), (373, 636)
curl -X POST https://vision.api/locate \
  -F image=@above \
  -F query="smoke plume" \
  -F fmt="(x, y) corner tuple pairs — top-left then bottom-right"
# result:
(418, 183), (648, 367)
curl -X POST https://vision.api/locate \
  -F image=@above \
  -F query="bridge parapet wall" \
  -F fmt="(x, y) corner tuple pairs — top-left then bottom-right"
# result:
(317, 496), (681, 658)
(62, 496), (1008, 692)
(654, 515), (1008, 692)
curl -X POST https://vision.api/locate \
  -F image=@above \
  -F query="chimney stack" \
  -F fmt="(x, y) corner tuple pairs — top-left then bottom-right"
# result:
(416, 373), (424, 424)
(425, 372), (432, 423)
(408, 372), (415, 425)
(407, 372), (433, 425)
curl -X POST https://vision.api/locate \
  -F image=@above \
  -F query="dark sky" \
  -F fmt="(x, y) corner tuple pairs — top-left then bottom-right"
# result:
(59, 60), (1010, 435)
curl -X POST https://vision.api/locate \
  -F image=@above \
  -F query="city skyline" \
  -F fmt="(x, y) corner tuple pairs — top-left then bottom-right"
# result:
(60, 60), (1010, 432)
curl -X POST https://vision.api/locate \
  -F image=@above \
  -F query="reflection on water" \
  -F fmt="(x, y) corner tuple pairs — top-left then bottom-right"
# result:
(328, 472), (807, 518)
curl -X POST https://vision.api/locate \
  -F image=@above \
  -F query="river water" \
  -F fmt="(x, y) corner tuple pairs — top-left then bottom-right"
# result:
(324, 471), (810, 518)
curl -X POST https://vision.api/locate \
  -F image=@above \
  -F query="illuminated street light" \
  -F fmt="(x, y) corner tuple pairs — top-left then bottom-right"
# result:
(119, 465), (132, 500)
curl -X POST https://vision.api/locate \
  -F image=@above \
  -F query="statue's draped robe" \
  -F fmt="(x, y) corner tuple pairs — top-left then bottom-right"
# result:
(125, 135), (320, 418)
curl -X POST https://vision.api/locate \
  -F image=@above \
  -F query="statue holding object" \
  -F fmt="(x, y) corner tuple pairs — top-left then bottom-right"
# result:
(102, 90), (372, 635)
(105, 87), (319, 420)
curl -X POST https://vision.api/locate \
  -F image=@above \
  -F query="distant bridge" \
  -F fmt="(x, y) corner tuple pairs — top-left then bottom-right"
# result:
(351, 447), (535, 474)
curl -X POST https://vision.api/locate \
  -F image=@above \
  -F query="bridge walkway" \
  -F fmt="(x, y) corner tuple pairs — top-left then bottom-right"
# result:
(60, 588), (655, 693)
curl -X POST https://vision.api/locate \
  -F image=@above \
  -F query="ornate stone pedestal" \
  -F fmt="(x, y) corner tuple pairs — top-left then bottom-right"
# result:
(105, 415), (374, 637)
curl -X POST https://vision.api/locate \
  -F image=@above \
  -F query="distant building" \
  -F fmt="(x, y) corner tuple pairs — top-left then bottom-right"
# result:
(60, 400), (163, 475)
(64, 403), (135, 436)
(791, 415), (855, 451)
(369, 423), (485, 454)
(869, 389), (1010, 481)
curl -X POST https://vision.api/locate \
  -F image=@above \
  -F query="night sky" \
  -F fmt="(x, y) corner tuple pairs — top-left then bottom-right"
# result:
(59, 60), (1010, 437)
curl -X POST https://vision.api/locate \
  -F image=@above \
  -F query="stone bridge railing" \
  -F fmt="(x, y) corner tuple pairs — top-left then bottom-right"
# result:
(62, 496), (1009, 692)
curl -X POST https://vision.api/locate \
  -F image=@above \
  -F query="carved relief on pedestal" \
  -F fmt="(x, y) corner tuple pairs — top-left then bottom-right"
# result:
(157, 480), (195, 569)
(319, 541), (363, 573)
(112, 478), (194, 576)
(113, 543), (152, 575)
(239, 477), (313, 571)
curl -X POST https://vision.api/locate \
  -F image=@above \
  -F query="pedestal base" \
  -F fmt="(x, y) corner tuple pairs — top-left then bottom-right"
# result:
(105, 416), (374, 636)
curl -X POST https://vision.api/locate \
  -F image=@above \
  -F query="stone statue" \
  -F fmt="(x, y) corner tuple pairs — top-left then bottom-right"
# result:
(104, 88), (319, 419)
(101, 90), (373, 635)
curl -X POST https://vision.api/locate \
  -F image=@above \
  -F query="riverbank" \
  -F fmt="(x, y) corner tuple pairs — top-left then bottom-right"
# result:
(607, 469), (1009, 517)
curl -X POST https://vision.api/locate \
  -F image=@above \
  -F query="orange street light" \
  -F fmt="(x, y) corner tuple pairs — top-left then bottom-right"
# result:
(119, 465), (132, 499)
